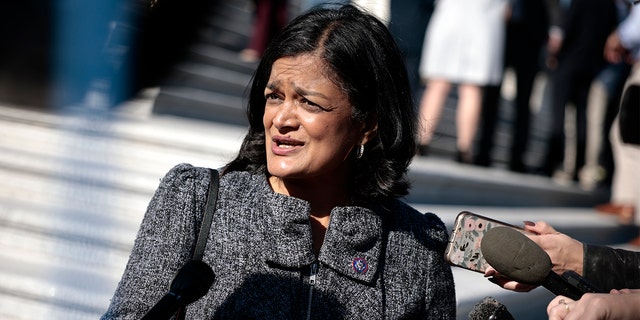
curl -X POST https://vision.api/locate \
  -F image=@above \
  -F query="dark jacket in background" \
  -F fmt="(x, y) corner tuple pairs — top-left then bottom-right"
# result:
(584, 243), (640, 291)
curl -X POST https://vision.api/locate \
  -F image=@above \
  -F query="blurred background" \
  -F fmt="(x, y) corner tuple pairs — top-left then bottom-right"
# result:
(0, 0), (637, 319)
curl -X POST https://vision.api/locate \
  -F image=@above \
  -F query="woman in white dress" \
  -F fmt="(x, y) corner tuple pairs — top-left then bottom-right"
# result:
(416, 0), (508, 163)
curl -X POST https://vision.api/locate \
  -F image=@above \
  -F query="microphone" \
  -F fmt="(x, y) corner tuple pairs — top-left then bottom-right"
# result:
(468, 296), (515, 320)
(142, 260), (215, 320)
(480, 227), (602, 300)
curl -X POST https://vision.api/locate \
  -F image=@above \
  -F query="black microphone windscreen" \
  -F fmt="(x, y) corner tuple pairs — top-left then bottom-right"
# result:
(170, 260), (215, 304)
(480, 227), (551, 285)
(468, 296), (515, 320)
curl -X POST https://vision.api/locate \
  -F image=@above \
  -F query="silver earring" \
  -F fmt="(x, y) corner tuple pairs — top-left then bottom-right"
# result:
(356, 144), (364, 159)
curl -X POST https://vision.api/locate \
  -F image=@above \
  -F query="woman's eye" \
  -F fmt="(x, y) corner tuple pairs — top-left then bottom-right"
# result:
(301, 98), (327, 111)
(301, 98), (317, 107)
(265, 93), (280, 102)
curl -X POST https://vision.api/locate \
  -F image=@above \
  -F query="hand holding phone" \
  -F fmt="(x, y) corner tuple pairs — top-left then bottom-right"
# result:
(444, 211), (523, 273)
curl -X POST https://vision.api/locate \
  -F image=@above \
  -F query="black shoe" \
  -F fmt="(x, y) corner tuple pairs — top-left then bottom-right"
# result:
(508, 160), (528, 173)
(455, 150), (473, 164)
(474, 155), (492, 167)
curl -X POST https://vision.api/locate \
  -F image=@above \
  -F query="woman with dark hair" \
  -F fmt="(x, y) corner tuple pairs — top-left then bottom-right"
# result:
(102, 5), (456, 319)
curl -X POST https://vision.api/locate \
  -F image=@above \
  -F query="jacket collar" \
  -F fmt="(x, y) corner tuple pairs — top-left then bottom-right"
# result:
(259, 176), (384, 284)
(319, 205), (383, 284)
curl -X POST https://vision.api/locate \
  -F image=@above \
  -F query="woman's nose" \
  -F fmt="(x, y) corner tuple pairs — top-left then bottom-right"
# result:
(273, 100), (299, 129)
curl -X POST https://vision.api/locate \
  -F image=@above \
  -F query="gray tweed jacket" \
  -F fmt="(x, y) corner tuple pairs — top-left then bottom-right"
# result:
(102, 163), (456, 319)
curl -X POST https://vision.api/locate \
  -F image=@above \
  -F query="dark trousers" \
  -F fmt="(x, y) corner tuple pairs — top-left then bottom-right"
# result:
(476, 22), (542, 170)
(388, 0), (435, 106)
(542, 66), (595, 178)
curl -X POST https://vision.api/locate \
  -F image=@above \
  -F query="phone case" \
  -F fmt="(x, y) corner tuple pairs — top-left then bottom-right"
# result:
(444, 211), (521, 273)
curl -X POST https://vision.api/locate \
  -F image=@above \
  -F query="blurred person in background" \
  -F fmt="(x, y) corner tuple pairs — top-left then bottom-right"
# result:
(474, 0), (552, 172)
(579, 0), (633, 191)
(388, 0), (436, 105)
(595, 2), (640, 243)
(538, 0), (618, 181)
(416, 0), (508, 163)
(240, 0), (288, 63)
(352, 0), (390, 23)
(580, 63), (631, 190)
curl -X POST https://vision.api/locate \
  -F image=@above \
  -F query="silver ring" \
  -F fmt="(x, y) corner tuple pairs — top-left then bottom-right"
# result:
(558, 299), (570, 312)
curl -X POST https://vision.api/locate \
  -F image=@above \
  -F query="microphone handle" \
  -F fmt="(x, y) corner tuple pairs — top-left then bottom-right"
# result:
(141, 293), (182, 320)
(542, 272), (588, 301)
(561, 270), (603, 294)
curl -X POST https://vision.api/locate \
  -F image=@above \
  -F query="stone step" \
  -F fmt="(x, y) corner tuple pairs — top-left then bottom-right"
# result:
(188, 44), (259, 75)
(204, 1), (254, 51)
(164, 62), (253, 97)
(0, 236), (120, 319)
(408, 156), (610, 207)
(0, 102), (245, 319)
(152, 86), (248, 125)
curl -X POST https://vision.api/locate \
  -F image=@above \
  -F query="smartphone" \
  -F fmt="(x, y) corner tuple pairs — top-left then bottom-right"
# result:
(444, 211), (524, 273)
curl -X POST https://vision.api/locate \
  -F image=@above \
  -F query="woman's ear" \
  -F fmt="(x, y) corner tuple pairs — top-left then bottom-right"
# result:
(360, 114), (378, 145)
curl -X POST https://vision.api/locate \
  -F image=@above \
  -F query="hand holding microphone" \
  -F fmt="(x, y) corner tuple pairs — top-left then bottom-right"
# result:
(519, 221), (585, 277)
(481, 226), (602, 300)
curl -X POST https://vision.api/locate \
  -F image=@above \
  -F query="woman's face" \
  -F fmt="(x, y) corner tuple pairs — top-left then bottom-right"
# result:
(263, 54), (368, 190)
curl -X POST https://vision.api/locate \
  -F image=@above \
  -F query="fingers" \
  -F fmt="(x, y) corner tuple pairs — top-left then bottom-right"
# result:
(486, 275), (538, 292)
(484, 266), (497, 277)
(485, 261), (536, 292)
(605, 50), (622, 64)
(613, 288), (635, 294)
(547, 296), (574, 320)
(522, 220), (558, 235)
(603, 32), (624, 64)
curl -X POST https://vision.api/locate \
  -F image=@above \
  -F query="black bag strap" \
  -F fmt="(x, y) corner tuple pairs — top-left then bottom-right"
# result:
(176, 168), (219, 320)
(193, 168), (219, 261)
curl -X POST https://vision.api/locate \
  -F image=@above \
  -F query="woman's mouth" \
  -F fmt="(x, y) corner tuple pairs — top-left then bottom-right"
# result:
(273, 136), (304, 147)
(271, 136), (304, 154)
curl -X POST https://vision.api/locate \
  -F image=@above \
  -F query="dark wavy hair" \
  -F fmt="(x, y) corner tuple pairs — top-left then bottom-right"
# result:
(225, 4), (417, 204)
